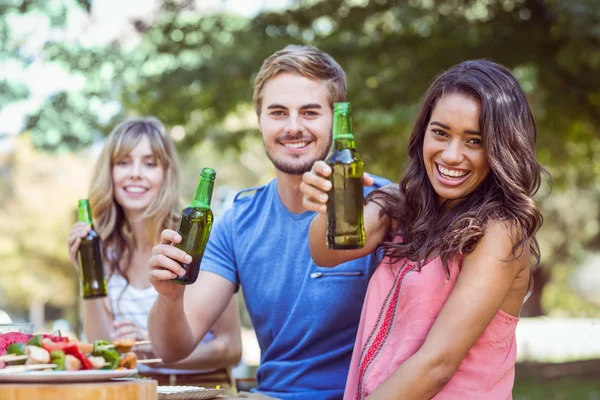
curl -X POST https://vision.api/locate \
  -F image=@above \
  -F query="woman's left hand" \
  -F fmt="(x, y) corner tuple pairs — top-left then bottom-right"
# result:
(111, 320), (148, 341)
(112, 320), (154, 357)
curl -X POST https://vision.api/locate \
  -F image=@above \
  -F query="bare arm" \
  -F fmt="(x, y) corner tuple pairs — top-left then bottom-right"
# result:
(301, 161), (391, 267)
(160, 295), (242, 370)
(366, 221), (529, 400)
(148, 229), (236, 363)
(82, 298), (113, 342)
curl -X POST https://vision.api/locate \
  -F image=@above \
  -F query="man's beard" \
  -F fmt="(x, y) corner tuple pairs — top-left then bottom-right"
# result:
(264, 138), (331, 175)
(268, 154), (324, 175)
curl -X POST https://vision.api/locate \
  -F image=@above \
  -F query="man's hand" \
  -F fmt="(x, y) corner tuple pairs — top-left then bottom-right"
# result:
(148, 229), (190, 300)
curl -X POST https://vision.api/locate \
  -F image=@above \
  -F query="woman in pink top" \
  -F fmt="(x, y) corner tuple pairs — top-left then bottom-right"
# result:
(300, 60), (545, 399)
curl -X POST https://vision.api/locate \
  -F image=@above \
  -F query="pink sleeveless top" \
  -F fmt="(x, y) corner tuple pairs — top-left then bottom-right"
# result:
(344, 255), (518, 400)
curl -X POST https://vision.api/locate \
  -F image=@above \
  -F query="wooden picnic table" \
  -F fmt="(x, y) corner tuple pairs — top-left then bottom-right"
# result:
(0, 379), (157, 400)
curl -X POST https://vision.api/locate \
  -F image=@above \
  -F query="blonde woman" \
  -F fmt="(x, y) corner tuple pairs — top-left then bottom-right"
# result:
(67, 117), (241, 389)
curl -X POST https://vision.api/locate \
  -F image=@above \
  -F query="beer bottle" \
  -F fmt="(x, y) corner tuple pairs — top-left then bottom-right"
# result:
(325, 102), (365, 249)
(77, 199), (108, 299)
(172, 167), (216, 285)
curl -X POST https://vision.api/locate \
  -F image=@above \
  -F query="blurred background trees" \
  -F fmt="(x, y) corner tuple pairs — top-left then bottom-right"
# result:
(1, 0), (599, 346)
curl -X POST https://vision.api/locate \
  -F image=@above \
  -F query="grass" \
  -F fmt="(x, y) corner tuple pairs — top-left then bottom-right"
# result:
(514, 377), (600, 400)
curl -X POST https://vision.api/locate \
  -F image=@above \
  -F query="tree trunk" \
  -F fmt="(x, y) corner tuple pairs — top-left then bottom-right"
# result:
(520, 267), (550, 317)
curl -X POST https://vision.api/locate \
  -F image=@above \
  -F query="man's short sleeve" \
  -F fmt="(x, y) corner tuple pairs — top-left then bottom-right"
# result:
(365, 174), (393, 195)
(200, 207), (238, 287)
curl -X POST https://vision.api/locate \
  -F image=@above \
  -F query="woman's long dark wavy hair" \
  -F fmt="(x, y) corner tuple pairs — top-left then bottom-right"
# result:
(368, 60), (546, 276)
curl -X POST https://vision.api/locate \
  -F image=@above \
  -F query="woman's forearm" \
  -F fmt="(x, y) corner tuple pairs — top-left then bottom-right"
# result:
(82, 298), (113, 342)
(366, 350), (453, 400)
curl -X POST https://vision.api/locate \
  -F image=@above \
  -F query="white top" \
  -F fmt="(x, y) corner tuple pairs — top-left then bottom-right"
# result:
(107, 273), (215, 374)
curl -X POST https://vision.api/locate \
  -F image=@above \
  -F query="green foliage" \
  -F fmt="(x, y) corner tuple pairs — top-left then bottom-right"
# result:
(117, 0), (600, 183)
(513, 377), (600, 400)
(2, 0), (600, 316)
(4, 0), (600, 181)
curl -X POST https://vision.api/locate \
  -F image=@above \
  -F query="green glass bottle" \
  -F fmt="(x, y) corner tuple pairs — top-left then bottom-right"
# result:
(77, 199), (108, 299)
(172, 167), (216, 285)
(325, 102), (365, 249)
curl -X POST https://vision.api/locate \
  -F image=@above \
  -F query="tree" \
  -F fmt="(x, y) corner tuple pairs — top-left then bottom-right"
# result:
(3, 0), (600, 316)
(122, 0), (600, 183)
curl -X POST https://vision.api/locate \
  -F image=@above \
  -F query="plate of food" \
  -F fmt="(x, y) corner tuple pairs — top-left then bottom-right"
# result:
(0, 332), (156, 383)
(0, 368), (137, 383)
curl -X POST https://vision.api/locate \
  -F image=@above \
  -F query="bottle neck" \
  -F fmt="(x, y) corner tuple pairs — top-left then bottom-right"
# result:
(78, 203), (94, 227)
(333, 137), (356, 150)
(332, 109), (355, 150)
(190, 178), (214, 209)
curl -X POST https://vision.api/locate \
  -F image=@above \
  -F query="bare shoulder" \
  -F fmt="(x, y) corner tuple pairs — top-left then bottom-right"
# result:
(469, 219), (530, 270)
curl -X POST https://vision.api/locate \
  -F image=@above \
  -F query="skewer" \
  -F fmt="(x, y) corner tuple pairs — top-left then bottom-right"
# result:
(136, 358), (162, 364)
(102, 358), (162, 367)
(0, 355), (28, 363)
(99, 340), (152, 350)
(0, 364), (57, 375)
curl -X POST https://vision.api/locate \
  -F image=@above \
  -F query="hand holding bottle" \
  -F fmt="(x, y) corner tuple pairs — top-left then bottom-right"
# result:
(67, 222), (92, 270)
(301, 161), (374, 214)
(148, 229), (190, 300)
(74, 199), (107, 299)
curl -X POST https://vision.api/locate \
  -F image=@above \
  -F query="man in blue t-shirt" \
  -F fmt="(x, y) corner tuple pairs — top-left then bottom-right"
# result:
(147, 45), (391, 399)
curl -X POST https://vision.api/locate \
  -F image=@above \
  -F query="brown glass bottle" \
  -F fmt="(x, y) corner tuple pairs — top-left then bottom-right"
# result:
(77, 199), (108, 299)
(325, 102), (365, 249)
(172, 167), (216, 285)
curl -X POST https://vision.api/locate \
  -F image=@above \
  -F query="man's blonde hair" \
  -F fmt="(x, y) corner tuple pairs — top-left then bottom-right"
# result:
(253, 45), (347, 115)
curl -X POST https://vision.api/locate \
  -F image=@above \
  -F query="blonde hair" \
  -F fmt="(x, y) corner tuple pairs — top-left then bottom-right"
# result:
(252, 45), (347, 115)
(89, 117), (181, 279)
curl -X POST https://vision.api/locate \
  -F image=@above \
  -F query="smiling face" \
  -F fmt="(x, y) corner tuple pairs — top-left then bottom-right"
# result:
(112, 135), (165, 216)
(423, 92), (491, 205)
(257, 72), (333, 175)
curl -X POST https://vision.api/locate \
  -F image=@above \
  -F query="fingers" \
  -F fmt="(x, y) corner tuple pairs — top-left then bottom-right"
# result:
(112, 327), (140, 340)
(300, 180), (328, 203)
(149, 253), (186, 278)
(68, 223), (91, 269)
(148, 266), (179, 282)
(67, 225), (90, 247)
(301, 162), (333, 213)
(113, 320), (137, 329)
(302, 170), (332, 192)
(363, 172), (374, 187)
(301, 183), (328, 213)
(68, 237), (81, 269)
(159, 229), (182, 245)
(68, 223), (91, 243)
(150, 232), (190, 280)
(152, 242), (191, 265)
(312, 161), (331, 177)
(112, 321), (147, 341)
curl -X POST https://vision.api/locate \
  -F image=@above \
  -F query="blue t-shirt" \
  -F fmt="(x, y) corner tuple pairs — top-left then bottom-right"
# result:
(201, 176), (390, 399)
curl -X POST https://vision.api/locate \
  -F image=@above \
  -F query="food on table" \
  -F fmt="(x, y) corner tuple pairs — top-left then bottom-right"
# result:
(87, 355), (106, 370)
(118, 352), (137, 369)
(112, 338), (136, 353)
(0, 332), (66, 356)
(64, 354), (82, 371)
(0, 333), (148, 373)
(25, 345), (51, 364)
